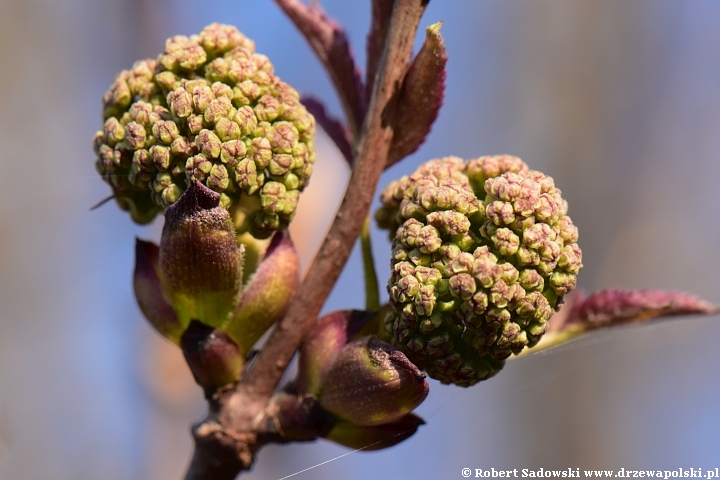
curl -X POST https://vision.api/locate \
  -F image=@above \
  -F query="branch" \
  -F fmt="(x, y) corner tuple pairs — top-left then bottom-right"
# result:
(245, 0), (428, 399)
(274, 0), (367, 139)
(184, 1), (429, 477)
(185, 420), (252, 480)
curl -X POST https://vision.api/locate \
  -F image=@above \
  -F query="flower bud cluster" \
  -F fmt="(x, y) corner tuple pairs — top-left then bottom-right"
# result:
(94, 23), (316, 237)
(376, 156), (582, 386)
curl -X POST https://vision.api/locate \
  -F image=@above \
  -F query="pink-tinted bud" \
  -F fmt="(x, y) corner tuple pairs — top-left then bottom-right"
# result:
(318, 336), (429, 427)
(297, 310), (374, 397)
(159, 180), (243, 328)
(180, 320), (243, 389)
(133, 239), (182, 343)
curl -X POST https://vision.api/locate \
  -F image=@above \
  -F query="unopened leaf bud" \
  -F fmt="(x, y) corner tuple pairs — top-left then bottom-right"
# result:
(297, 310), (374, 397)
(159, 180), (243, 328)
(318, 336), (429, 427)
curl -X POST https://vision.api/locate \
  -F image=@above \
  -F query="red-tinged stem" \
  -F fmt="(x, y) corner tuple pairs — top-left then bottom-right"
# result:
(244, 0), (427, 399)
(183, 1), (429, 477)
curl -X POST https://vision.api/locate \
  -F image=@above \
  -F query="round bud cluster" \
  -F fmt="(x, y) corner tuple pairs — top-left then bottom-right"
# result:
(376, 156), (582, 386)
(94, 23), (316, 237)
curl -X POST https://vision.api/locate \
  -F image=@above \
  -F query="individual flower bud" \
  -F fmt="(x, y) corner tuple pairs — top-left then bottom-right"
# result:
(198, 22), (255, 58)
(297, 310), (375, 397)
(159, 180), (243, 328)
(180, 320), (243, 389)
(377, 156), (582, 386)
(94, 23), (316, 238)
(323, 414), (425, 451)
(224, 230), (300, 354)
(464, 154), (529, 193)
(318, 336), (429, 427)
(133, 239), (183, 343)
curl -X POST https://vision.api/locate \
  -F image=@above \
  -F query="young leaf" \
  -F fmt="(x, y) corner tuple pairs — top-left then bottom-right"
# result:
(518, 289), (719, 357)
(567, 289), (718, 329)
(386, 22), (447, 168)
(133, 239), (182, 343)
(323, 413), (425, 451)
(225, 230), (300, 354)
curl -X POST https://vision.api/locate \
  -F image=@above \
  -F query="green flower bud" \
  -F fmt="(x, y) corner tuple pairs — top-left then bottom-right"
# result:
(180, 320), (243, 389)
(377, 155), (583, 386)
(159, 180), (243, 328)
(224, 230), (300, 354)
(318, 336), (429, 427)
(134, 186), (298, 360)
(94, 23), (315, 236)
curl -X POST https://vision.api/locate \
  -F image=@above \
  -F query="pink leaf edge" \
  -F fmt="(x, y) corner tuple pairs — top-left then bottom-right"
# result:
(551, 289), (719, 333)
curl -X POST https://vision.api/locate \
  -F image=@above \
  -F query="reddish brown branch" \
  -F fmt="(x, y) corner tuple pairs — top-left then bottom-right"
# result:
(245, 0), (428, 399)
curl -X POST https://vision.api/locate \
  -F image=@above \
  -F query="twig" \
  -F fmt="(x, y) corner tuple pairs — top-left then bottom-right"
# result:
(183, 1), (429, 477)
(245, 0), (427, 399)
(366, 0), (395, 96)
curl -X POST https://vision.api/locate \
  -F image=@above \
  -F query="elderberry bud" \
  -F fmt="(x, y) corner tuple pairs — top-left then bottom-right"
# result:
(377, 155), (582, 386)
(95, 23), (316, 237)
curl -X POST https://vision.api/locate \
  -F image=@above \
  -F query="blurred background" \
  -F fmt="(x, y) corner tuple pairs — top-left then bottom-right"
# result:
(1, 0), (720, 478)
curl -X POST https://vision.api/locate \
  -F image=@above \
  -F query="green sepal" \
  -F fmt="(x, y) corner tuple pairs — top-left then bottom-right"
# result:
(224, 230), (299, 353)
